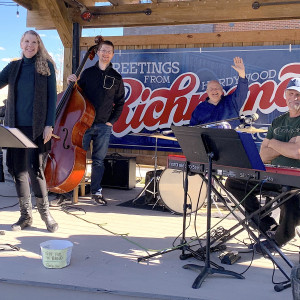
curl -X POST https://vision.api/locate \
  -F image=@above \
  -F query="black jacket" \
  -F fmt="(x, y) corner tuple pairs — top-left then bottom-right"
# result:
(78, 62), (125, 125)
(0, 59), (55, 140)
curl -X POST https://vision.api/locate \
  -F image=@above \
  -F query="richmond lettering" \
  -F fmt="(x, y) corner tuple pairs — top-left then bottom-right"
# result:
(113, 64), (300, 137)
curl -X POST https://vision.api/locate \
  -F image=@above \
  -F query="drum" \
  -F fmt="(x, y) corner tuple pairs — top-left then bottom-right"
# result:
(158, 168), (207, 214)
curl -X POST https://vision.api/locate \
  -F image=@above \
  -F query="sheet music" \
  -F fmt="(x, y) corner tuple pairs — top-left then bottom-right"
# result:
(0, 126), (37, 148)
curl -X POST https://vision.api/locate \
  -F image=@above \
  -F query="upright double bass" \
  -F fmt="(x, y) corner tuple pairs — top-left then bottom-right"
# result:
(45, 36), (104, 193)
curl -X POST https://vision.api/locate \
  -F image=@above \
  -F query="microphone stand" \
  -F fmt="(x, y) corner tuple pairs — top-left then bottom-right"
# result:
(195, 114), (259, 131)
(195, 116), (242, 128)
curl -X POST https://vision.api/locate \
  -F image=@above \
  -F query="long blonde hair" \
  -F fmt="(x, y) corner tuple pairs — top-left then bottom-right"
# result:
(20, 30), (56, 76)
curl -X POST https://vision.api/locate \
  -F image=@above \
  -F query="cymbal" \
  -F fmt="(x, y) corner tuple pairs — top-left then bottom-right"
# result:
(130, 132), (177, 141)
(150, 133), (177, 141)
(236, 126), (267, 133)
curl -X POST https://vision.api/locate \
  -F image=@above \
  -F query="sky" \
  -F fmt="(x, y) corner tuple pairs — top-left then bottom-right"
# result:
(0, 3), (123, 100)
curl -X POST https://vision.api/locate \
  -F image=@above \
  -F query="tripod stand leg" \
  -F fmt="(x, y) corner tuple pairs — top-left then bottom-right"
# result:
(183, 264), (244, 289)
(192, 267), (210, 289)
(133, 136), (160, 205)
(132, 177), (154, 204)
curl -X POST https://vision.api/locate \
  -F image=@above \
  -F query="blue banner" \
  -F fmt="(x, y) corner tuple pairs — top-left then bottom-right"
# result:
(82, 45), (300, 151)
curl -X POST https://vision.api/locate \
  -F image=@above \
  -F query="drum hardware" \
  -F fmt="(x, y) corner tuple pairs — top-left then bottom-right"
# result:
(198, 114), (266, 134)
(131, 132), (166, 206)
(130, 131), (177, 142)
(197, 116), (240, 128)
(235, 125), (267, 133)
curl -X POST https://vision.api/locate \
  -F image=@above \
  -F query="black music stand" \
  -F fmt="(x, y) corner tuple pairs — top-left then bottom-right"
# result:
(171, 126), (266, 288)
(0, 125), (37, 148)
(0, 126), (37, 251)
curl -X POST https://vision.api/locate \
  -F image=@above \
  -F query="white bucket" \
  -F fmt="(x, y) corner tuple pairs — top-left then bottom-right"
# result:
(40, 240), (73, 269)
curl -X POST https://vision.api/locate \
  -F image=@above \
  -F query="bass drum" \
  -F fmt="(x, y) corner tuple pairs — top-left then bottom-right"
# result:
(158, 168), (207, 214)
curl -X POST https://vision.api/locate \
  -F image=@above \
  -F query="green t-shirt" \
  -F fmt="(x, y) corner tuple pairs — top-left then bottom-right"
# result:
(266, 112), (300, 168)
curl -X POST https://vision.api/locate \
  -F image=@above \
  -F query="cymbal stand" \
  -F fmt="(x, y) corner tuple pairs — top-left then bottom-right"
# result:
(132, 136), (160, 204)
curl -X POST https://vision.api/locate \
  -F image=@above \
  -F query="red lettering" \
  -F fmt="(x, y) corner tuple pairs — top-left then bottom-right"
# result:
(244, 81), (276, 111)
(113, 64), (300, 137)
(158, 74), (199, 124)
(279, 63), (300, 79)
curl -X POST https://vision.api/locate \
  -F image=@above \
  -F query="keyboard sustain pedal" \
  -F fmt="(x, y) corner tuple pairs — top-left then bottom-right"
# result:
(219, 251), (241, 265)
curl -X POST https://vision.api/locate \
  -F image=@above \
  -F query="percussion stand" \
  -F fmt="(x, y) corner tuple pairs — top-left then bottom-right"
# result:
(132, 136), (160, 205)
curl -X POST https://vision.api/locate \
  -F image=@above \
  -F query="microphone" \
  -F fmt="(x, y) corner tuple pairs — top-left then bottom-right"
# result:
(240, 113), (259, 124)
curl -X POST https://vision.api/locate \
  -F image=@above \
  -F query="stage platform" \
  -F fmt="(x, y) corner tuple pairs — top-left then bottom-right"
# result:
(0, 176), (298, 300)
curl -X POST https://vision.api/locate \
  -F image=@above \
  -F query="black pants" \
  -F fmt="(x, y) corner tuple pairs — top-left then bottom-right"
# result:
(7, 127), (48, 199)
(225, 178), (300, 247)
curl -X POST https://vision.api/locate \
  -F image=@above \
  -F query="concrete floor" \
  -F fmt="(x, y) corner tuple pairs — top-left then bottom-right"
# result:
(0, 171), (298, 300)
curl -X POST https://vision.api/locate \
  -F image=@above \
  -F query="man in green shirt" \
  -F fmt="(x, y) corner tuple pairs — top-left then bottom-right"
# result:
(225, 77), (300, 253)
(260, 78), (300, 168)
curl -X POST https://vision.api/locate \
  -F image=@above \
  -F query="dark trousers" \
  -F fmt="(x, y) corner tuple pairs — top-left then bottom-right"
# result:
(225, 178), (300, 246)
(7, 127), (48, 199)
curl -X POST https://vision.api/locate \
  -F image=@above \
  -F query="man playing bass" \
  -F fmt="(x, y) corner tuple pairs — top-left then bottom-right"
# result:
(67, 40), (125, 205)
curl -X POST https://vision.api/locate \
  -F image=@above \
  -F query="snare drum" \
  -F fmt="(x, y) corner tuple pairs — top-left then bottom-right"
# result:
(158, 168), (207, 214)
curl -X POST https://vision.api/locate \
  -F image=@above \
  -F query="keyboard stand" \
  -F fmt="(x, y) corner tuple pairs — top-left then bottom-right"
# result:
(208, 175), (298, 290)
(170, 126), (296, 291)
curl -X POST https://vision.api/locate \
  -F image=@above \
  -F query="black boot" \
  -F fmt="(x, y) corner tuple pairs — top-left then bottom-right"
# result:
(11, 197), (33, 231)
(36, 197), (58, 233)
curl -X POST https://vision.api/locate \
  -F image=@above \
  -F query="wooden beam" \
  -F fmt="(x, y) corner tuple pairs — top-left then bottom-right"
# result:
(43, 0), (73, 47)
(107, 0), (119, 6)
(13, 0), (35, 10)
(115, 0), (141, 4)
(63, 47), (72, 90)
(81, 0), (97, 6)
(24, 0), (300, 29)
(68, 1), (300, 28)
(63, 0), (81, 8)
(80, 29), (300, 46)
(27, 10), (54, 30)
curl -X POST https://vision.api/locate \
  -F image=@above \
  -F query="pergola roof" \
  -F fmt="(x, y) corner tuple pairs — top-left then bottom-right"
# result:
(13, 0), (300, 47)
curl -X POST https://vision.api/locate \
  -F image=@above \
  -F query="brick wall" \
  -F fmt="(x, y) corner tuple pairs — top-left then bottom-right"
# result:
(214, 20), (300, 32)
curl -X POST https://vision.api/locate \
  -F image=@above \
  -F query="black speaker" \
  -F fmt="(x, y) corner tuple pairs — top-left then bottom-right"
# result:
(101, 155), (136, 189)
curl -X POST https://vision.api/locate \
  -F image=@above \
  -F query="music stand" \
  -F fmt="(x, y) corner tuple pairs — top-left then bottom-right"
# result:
(0, 126), (37, 251)
(0, 125), (37, 148)
(171, 126), (265, 288)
